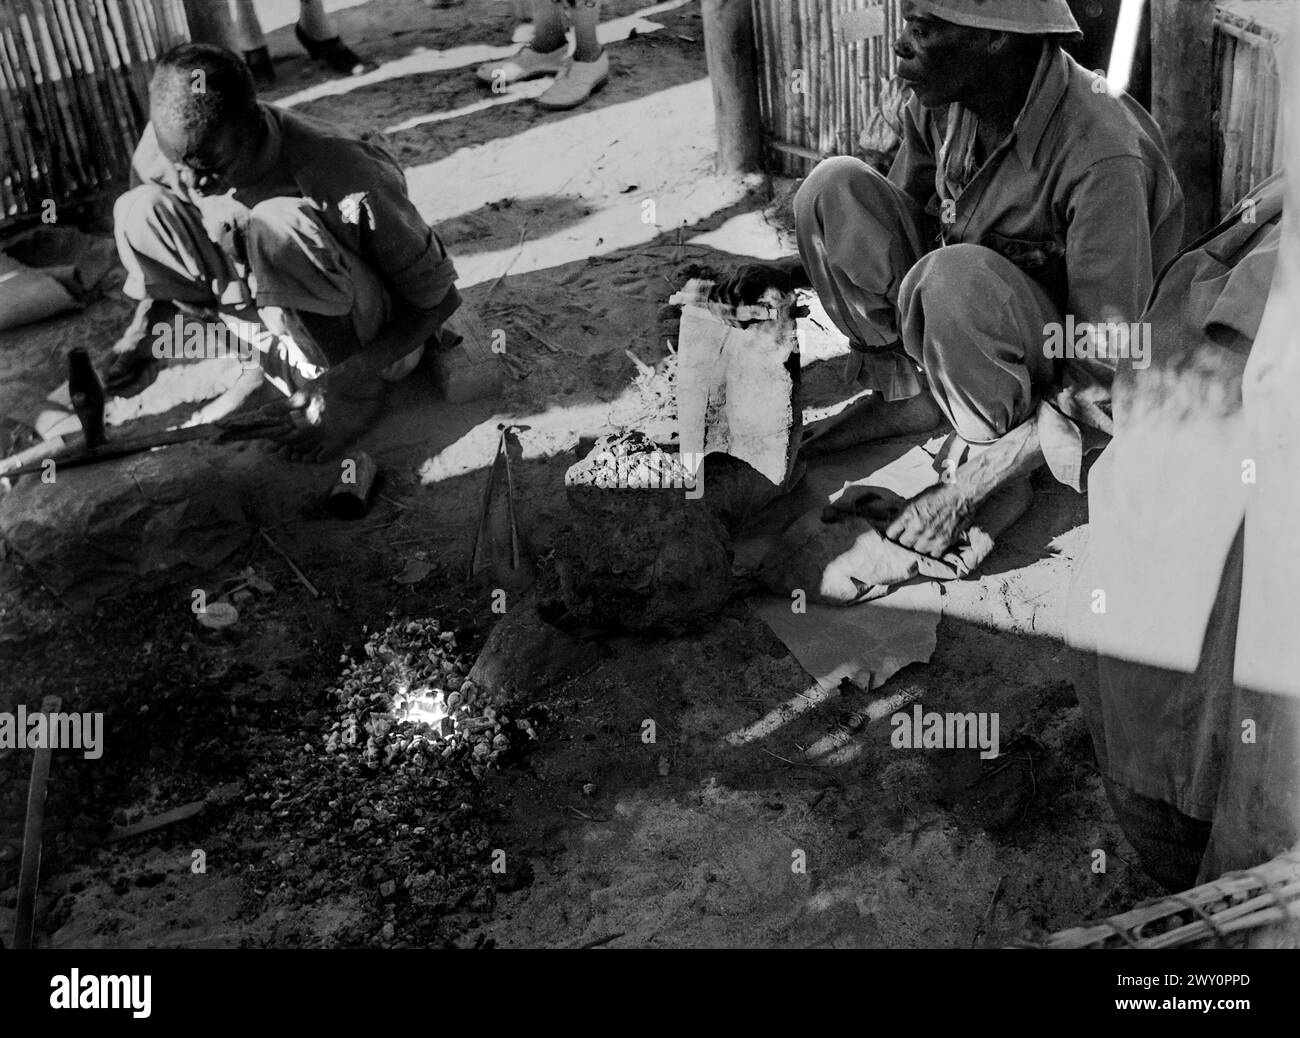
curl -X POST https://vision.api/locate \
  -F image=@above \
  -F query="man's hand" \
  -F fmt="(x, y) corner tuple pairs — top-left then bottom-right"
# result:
(884, 481), (975, 558)
(268, 361), (383, 463)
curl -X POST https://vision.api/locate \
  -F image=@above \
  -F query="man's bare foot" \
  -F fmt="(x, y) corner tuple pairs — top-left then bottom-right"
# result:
(275, 383), (386, 463)
(105, 299), (177, 397)
(800, 390), (945, 458)
(182, 365), (267, 428)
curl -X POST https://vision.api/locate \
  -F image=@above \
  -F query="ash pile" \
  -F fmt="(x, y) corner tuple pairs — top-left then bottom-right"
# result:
(245, 616), (542, 948)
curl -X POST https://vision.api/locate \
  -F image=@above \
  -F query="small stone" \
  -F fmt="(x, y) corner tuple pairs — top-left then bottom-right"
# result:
(379, 880), (397, 898)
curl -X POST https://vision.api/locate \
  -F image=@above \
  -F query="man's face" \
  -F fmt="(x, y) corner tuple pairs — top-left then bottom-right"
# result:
(894, 2), (996, 108)
(154, 112), (257, 197)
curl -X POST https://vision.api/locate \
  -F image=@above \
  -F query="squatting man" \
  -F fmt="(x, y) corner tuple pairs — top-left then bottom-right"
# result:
(716, 0), (1183, 559)
(106, 43), (461, 461)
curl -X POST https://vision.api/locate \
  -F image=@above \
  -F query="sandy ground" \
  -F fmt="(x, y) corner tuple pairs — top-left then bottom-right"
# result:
(0, 0), (1163, 949)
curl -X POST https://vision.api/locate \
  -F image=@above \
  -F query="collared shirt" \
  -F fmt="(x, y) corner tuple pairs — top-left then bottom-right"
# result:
(130, 103), (458, 313)
(889, 43), (1185, 490)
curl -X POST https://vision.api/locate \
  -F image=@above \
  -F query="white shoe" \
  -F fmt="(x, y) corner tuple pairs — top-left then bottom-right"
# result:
(475, 44), (568, 86)
(537, 51), (610, 110)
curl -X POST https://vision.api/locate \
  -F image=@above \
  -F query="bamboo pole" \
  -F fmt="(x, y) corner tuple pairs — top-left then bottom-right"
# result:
(790, 0), (804, 173)
(1254, 49), (1278, 188)
(0, 0), (177, 232)
(9, 4), (62, 209)
(1222, 36), (1248, 204)
(1214, 23), (1234, 213)
(0, 17), (39, 216)
(63, 0), (116, 176)
(41, 0), (102, 190)
(763, 0), (781, 167)
(118, 0), (158, 126)
(78, 0), (137, 166)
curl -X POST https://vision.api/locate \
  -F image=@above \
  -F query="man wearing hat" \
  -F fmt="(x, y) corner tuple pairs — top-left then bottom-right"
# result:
(719, 0), (1183, 560)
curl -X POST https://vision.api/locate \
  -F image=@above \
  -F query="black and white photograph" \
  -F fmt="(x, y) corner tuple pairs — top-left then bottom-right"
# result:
(0, 0), (1296, 1011)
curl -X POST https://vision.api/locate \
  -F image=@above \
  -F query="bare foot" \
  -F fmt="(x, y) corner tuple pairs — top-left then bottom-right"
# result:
(182, 366), (267, 428)
(276, 385), (386, 463)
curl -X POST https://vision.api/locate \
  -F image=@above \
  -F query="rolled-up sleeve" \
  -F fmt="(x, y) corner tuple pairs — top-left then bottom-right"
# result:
(315, 144), (458, 312)
(1040, 155), (1168, 489)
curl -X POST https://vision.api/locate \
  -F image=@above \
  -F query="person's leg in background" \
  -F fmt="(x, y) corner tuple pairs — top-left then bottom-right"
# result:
(476, 0), (570, 87)
(538, 1), (608, 110)
(568, 0), (602, 62)
(230, 0), (273, 84)
(295, 0), (369, 76)
(477, 1), (608, 110)
(531, 0), (569, 52)
(219, 0), (368, 83)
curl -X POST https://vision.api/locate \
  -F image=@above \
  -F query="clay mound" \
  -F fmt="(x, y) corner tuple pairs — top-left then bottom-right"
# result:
(556, 490), (733, 635)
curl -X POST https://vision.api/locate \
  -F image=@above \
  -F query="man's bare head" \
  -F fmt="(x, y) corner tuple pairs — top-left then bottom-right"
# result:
(150, 43), (262, 195)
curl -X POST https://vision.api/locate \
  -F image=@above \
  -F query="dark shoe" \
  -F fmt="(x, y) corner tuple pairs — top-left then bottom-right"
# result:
(243, 45), (276, 87)
(295, 23), (368, 76)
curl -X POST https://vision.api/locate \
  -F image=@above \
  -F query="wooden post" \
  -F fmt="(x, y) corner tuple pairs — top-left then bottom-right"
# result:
(702, 0), (764, 174)
(1151, 0), (1218, 240)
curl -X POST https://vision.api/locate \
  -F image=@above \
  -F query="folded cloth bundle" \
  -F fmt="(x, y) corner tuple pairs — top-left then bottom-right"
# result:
(758, 480), (1030, 605)
(0, 252), (79, 333)
(0, 226), (117, 333)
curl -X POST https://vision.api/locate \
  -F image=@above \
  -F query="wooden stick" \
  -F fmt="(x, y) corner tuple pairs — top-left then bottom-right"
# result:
(516, 318), (570, 354)
(12, 694), (61, 950)
(0, 410), (287, 479)
(107, 799), (206, 843)
(971, 875), (1005, 947)
(481, 222), (529, 305)
(259, 529), (322, 599)
(577, 932), (625, 949)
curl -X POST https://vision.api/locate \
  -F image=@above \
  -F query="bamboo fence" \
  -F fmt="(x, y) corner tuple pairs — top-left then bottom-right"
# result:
(0, 0), (188, 232)
(751, 0), (903, 176)
(1213, 0), (1288, 214)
